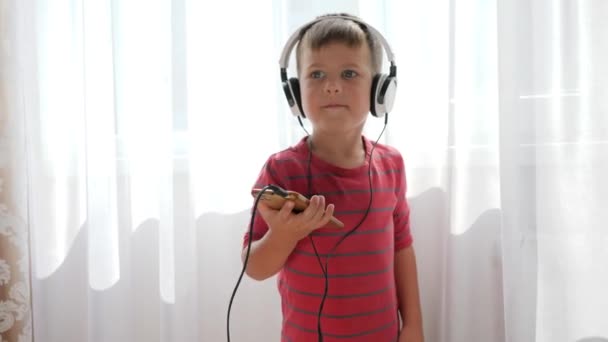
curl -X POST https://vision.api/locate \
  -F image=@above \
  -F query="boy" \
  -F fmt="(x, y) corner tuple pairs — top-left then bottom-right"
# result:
(242, 13), (424, 342)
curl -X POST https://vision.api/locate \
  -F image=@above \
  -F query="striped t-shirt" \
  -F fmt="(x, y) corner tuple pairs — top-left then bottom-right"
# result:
(244, 135), (413, 342)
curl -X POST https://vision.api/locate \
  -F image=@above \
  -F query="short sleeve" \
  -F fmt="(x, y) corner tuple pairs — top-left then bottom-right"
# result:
(242, 156), (284, 248)
(393, 155), (413, 251)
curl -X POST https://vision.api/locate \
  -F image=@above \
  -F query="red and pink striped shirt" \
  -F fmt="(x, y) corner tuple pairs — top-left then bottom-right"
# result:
(244, 135), (412, 341)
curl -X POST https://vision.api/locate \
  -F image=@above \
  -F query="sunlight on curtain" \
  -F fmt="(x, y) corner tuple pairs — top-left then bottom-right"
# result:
(27, 0), (287, 306)
(113, 0), (175, 300)
(31, 0), (88, 279)
(369, 0), (500, 235)
(499, 1), (608, 340)
(115, 0), (173, 234)
(29, 0), (122, 290)
(529, 1), (608, 340)
(187, 1), (281, 216)
(367, 0), (451, 194)
(82, 0), (120, 292)
(449, 0), (500, 236)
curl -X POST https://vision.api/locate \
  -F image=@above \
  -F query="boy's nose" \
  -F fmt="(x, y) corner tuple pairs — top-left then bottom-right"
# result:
(324, 80), (342, 94)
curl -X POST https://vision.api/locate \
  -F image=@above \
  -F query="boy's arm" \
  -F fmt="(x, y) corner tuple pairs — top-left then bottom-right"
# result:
(395, 246), (424, 337)
(242, 229), (297, 281)
(243, 195), (335, 281)
(244, 157), (293, 281)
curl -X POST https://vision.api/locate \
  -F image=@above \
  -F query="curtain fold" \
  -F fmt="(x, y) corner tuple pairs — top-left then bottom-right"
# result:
(1, 0), (607, 341)
(497, 1), (608, 341)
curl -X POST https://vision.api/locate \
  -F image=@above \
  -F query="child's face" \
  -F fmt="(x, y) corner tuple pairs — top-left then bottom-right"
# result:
(299, 41), (373, 135)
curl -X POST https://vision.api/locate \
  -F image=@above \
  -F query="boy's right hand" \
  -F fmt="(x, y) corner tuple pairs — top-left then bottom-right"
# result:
(256, 195), (335, 244)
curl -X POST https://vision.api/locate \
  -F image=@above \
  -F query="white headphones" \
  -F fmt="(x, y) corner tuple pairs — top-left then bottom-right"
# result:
(279, 14), (397, 119)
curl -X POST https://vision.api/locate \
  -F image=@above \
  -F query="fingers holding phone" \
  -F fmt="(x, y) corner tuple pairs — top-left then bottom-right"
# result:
(303, 195), (335, 229)
(252, 187), (343, 229)
(256, 194), (338, 243)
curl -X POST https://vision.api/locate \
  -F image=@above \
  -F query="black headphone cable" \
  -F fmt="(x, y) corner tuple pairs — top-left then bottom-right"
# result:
(305, 114), (389, 342)
(226, 184), (286, 342)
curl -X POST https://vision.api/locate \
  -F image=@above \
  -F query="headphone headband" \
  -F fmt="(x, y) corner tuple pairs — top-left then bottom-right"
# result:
(279, 15), (396, 77)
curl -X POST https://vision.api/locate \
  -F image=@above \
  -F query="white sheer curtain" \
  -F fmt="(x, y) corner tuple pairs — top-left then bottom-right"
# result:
(1, 0), (607, 341)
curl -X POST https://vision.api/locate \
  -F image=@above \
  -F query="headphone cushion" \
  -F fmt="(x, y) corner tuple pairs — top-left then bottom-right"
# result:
(370, 74), (383, 117)
(289, 78), (304, 117)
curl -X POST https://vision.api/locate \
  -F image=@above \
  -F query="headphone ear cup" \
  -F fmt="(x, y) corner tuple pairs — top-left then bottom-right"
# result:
(370, 74), (397, 118)
(289, 78), (305, 118)
(379, 75), (397, 114)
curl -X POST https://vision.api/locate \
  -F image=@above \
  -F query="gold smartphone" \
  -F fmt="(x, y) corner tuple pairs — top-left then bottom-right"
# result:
(251, 187), (344, 228)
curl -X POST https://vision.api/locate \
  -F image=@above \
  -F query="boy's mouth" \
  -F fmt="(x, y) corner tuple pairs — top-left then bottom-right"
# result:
(321, 104), (348, 109)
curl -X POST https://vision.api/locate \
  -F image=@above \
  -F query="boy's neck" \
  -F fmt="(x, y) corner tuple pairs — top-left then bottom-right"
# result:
(307, 131), (366, 169)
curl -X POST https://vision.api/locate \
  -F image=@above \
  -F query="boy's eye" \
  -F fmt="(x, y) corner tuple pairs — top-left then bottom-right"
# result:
(310, 71), (325, 79)
(342, 70), (358, 79)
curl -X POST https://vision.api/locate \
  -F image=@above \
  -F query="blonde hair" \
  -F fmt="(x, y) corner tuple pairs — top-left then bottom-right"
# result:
(295, 13), (383, 76)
